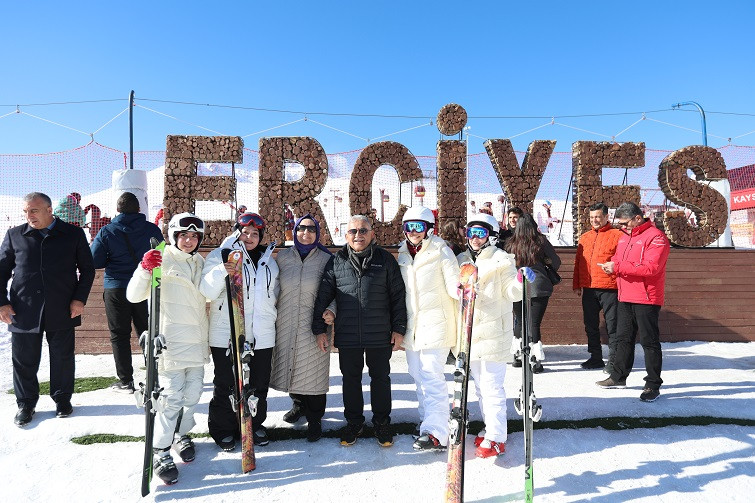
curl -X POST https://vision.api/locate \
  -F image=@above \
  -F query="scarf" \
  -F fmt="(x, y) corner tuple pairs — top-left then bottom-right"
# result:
(293, 213), (332, 259)
(347, 239), (376, 275)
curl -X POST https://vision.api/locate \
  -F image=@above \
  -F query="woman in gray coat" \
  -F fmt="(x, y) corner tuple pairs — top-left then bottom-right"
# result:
(270, 214), (333, 442)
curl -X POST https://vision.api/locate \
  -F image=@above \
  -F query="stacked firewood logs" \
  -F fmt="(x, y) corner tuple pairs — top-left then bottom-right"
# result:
(349, 141), (422, 245)
(258, 137), (332, 245)
(571, 141), (644, 241)
(437, 103), (468, 136)
(484, 139), (556, 215)
(658, 145), (728, 247)
(163, 135), (242, 246)
(436, 140), (467, 232)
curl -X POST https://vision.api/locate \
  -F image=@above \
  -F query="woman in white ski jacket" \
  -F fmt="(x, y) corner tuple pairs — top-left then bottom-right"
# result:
(200, 212), (279, 450)
(456, 213), (523, 459)
(397, 206), (460, 451)
(126, 212), (209, 485)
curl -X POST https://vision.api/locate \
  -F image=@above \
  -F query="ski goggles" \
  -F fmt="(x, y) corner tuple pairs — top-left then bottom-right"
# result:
(176, 215), (205, 232)
(403, 221), (428, 234)
(296, 224), (317, 234)
(466, 226), (490, 239)
(237, 212), (265, 229)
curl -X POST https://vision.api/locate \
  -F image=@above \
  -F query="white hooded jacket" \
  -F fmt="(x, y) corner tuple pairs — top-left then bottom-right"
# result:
(397, 234), (460, 351)
(200, 233), (280, 350)
(456, 245), (523, 362)
(126, 244), (209, 371)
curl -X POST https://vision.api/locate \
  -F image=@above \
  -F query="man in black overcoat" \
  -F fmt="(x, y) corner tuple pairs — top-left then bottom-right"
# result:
(0, 192), (95, 426)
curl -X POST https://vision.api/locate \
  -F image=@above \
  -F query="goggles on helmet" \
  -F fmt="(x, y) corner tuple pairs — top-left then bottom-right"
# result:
(237, 212), (265, 229)
(176, 215), (205, 232)
(466, 226), (490, 239)
(403, 221), (428, 234)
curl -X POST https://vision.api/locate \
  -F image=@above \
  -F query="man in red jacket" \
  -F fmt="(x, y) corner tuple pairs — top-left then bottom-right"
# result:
(595, 202), (670, 402)
(573, 203), (622, 371)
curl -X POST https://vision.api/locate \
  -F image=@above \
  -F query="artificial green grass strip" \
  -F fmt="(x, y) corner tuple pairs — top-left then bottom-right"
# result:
(7, 376), (117, 395)
(71, 416), (755, 445)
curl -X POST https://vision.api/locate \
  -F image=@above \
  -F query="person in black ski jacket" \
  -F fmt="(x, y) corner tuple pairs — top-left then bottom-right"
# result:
(90, 192), (163, 392)
(312, 214), (407, 448)
(0, 192), (95, 427)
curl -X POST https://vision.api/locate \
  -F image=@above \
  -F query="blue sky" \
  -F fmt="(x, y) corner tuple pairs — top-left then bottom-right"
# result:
(1, 1), (754, 157)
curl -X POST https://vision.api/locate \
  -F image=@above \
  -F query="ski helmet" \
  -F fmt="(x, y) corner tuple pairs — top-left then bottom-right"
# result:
(168, 212), (205, 253)
(235, 212), (265, 239)
(402, 206), (435, 235)
(466, 213), (500, 236)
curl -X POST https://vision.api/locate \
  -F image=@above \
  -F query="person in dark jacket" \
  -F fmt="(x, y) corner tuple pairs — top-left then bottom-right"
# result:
(313, 215), (407, 448)
(90, 192), (164, 392)
(504, 212), (561, 373)
(0, 192), (95, 426)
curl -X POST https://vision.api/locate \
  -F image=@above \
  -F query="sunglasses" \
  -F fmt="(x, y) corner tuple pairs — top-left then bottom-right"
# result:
(296, 224), (317, 233)
(466, 227), (489, 239)
(346, 227), (371, 236)
(237, 212), (265, 229)
(177, 216), (204, 232)
(403, 221), (428, 233)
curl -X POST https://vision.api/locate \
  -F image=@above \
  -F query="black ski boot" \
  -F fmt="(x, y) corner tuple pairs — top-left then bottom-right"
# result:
(175, 435), (195, 462)
(153, 448), (179, 485)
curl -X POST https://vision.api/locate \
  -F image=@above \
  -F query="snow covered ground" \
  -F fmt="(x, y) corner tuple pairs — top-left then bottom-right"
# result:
(0, 325), (753, 502)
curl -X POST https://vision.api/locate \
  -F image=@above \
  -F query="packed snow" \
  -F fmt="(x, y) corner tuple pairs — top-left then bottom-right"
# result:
(0, 325), (753, 502)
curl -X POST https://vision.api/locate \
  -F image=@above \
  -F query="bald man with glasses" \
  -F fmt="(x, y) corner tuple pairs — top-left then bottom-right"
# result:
(313, 215), (407, 447)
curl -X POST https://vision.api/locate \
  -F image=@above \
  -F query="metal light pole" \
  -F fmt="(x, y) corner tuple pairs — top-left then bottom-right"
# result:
(672, 101), (707, 146)
(128, 90), (135, 169)
(380, 188), (386, 221)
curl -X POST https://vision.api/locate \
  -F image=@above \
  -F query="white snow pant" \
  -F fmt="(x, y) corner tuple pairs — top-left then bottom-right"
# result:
(470, 359), (507, 444)
(406, 347), (451, 446)
(154, 366), (205, 450)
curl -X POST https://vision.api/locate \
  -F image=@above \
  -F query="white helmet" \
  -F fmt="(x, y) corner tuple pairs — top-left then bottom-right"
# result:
(467, 213), (500, 236)
(402, 206), (435, 236)
(168, 212), (205, 252)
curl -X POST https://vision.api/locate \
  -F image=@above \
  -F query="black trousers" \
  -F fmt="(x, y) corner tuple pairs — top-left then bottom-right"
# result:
(290, 393), (327, 423)
(513, 296), (550, 344)
(12, 327), (75, 408)
(208, 345), (274, 444)
(582, 288), (619, 361)
(338, 346), (392, 426)
(103, 288), (148, 384)
(209, 346), (237, 443)
(611, 302), (663, 389)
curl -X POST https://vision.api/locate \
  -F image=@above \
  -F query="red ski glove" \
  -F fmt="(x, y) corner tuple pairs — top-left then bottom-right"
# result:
(141, 249), (162, 272)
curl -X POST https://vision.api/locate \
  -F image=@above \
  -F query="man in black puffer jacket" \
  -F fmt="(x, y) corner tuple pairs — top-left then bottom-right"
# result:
(313, 215), (407, 448)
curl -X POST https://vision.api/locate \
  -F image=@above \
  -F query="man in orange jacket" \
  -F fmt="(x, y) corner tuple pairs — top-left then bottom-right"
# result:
(573, 203), (622, 371)
(596, 202), (670, 402)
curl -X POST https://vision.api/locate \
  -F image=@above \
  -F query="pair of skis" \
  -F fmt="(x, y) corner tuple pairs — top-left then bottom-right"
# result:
(513, 268), (543, 503)
(222, 248), (257, 473)
(444, 265), (542, 503)
(137, 239), (166, 497)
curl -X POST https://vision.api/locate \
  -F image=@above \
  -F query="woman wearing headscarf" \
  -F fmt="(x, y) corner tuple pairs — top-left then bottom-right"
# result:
(270, 213), (333, 442)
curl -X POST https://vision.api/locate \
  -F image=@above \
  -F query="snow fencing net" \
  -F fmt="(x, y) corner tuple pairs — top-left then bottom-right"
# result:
(1, 141), (754, 248)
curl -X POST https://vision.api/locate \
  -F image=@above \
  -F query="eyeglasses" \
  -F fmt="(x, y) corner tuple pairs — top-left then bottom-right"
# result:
(237, 212), (265, 229)
(296, 224), (317, 233)
(346, 227), (371, 236)
(177, 215), (204, 232)
(403, 221), (428, 233)
(466, 227), (489, 239)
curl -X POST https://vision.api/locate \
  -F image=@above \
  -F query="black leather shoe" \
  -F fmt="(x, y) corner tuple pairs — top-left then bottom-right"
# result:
(14, 407), (35, 427)
(56, 401), (73, 418)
